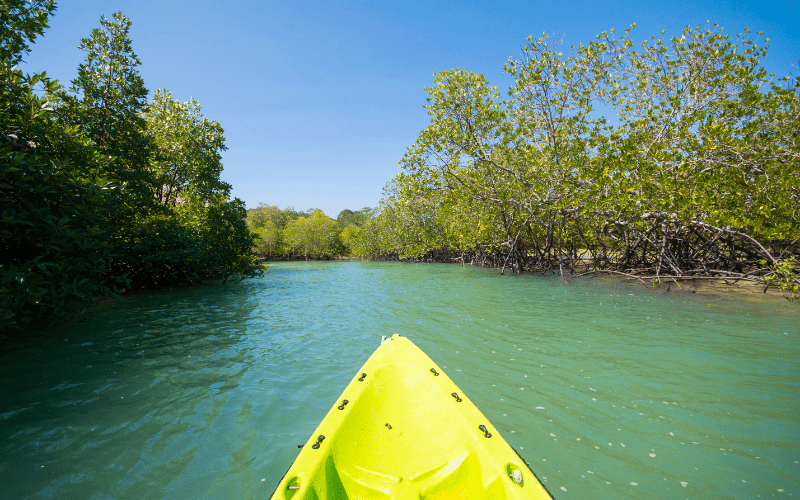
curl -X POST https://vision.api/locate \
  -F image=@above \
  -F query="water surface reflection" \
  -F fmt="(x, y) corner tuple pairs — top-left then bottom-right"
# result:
(0, 262), (798, 499)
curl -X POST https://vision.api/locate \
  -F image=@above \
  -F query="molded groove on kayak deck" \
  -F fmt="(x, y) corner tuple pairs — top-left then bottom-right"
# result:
(271, 334), (555, 499)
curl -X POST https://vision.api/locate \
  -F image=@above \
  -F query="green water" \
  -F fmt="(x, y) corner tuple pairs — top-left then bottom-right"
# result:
(1, 262), (798, 499)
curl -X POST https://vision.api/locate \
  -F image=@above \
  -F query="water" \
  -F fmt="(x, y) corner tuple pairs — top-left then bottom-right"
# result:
(1, 261), (798, 499)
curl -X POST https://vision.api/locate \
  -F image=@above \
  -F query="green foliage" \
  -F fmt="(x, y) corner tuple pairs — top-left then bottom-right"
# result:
(252, 220), (281, 258)
(339, 225), (363, 255)
(247, 203), (308, 230)
(761, 258), (799, 300)
(349, 200), (402, 259)
(1, 1), (126, 329)
(67, 12), (257, 291)
(1, 7), (260, 329)
(0, 146), (122, 329)
(185, 196), (260, 283)
(144, 89), (228, 207)
(285, 210), (342, 258)
(107, 195), (260, 289)
(336, 208), (370, 229)
(247, 205), (375, 259)
(56, 10), (160, 288)
(0, 0), (54, 66)
(110, 206), (201, 287)
(362, 23), (799, 295)
(61, 11), (151, 178)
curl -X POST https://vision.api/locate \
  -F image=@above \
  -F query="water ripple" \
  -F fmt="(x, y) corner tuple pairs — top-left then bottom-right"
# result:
(0, 262), (797, 499)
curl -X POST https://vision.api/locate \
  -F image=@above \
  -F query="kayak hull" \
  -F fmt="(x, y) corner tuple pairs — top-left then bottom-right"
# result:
(271, 334), (554, 499)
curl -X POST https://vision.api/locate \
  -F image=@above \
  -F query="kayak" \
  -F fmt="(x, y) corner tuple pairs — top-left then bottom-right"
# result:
(270, 334), (555, 499)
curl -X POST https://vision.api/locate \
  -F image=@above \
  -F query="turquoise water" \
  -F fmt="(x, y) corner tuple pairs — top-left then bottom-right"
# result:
(1, 261), (798, 499)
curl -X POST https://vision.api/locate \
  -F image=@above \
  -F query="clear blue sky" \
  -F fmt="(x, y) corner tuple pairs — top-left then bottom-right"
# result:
(23, 0), (799, 217)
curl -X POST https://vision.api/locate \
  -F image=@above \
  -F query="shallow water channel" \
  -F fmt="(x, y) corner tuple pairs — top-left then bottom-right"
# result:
(1, 261), (798, 499)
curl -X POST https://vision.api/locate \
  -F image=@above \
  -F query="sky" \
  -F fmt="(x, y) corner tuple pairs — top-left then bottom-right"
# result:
(22, 0), (800, 218)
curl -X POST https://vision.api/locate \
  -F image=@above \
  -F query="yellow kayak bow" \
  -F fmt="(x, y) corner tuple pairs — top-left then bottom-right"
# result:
(271, 334), (554, 499)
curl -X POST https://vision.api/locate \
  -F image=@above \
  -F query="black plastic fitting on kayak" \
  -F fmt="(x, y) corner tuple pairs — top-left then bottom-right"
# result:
(338, 399), (349, 410)
(358, 372), (367, 381)
(451, 392), (462, 402)
(479, 424), (492, 438)
(311, 435), (326, 449)
(430, 368), (439, 376)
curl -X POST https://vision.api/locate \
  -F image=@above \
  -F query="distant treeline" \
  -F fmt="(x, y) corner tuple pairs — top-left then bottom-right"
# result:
(1, 2), (258, 330)
(355, 23), (800, 299)
(247, 205), (373, 260)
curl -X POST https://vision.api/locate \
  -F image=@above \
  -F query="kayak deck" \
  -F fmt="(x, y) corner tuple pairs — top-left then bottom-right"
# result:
(272, 334), (554, 499)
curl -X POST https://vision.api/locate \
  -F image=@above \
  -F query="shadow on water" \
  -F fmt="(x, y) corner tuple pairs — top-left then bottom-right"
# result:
(0, 261), (798, 499)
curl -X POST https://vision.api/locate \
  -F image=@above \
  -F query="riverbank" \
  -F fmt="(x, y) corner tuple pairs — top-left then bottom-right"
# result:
(260, 254), (798, 306)
(257, 255), (358, 262)
(576, 272), (795, 308)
